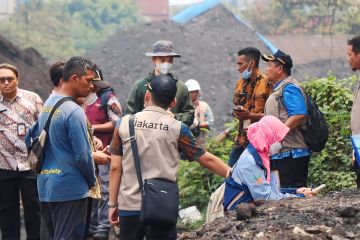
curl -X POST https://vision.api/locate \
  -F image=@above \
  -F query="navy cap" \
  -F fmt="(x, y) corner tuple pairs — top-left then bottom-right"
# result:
(147, 74), (177, 101)
(261, 50), (293, 70)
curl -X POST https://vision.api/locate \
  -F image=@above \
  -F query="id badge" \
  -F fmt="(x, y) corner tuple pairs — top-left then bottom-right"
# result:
(17, 123), (26, 136)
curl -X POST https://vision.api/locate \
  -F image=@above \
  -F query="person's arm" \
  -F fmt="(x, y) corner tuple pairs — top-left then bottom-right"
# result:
(34, 94), (44, 120)
(25, 122), (38, 150)
(108, 119), (123, 226)
(93, 151), (111, 165)
(108, 155), (122, 226)
(197, 152), (229, 178)
(93, 94), (122, 133)
(283, 84), (308, 130)
(107, 95), (122, 117)
(173, 84), (195, 127)
(125, 81), (143, 115)
(233, 111), (263, 121)
(284, 115), (307, 130)
(68, 108), (96, 188)
(92, 121), (115, 133)
(178, 123), (230, 177)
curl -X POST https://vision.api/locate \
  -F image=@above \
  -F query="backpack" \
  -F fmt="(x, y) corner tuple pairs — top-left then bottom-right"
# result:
(278, 82), (329, 152)
(28, 97), (73, 173)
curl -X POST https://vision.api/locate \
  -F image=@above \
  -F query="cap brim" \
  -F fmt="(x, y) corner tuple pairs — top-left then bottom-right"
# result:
(261, 54), (276, 62)
(145, 52), (181, 57)
(93, 80), (110, 88)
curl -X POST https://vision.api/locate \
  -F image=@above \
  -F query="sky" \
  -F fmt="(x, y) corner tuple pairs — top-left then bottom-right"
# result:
(169, 0), (204, 5)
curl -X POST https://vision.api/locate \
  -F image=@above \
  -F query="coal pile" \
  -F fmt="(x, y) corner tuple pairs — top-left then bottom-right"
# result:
(87, 5), (269, 130)
(88, 5), (354, 131)
(0, 34), (51, 100)
(178, 190), (360, 240)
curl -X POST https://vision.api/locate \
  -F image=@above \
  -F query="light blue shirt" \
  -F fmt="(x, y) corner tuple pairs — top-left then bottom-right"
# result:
(231, 147), (303, 201)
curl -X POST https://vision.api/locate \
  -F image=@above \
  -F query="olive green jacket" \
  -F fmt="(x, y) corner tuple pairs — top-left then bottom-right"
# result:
(125, 72), (195, 127)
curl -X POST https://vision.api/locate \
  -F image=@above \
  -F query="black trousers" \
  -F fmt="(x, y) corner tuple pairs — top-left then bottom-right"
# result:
(40, 198), (88, 240)
(270, 155), (310, 188)
(119, 215), (177, 240)
(0, 169), (40, 240)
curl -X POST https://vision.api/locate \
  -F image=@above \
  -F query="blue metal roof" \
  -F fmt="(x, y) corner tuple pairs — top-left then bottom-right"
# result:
(171, 0), (277, 53)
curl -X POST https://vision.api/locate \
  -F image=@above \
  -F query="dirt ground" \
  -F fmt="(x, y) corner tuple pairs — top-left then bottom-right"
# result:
(13, 190), (359, 239)
(178, 189), (360, 240)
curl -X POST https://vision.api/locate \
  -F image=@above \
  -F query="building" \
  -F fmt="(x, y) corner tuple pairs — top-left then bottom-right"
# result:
(0, 0), (16, 19)
(138, 0), (169, 22)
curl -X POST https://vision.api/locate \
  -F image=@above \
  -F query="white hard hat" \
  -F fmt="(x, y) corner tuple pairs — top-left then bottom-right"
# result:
(185, 79), (201, 91)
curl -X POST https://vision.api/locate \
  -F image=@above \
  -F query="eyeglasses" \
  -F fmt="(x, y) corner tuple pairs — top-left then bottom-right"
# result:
(0, 76), (16, 83)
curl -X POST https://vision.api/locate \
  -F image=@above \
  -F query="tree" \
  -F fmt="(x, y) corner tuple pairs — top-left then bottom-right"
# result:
(232, 0), (360, 35)
(0, 0), (139, 60)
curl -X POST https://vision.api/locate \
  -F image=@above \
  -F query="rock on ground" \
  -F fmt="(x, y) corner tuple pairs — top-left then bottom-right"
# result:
(178, 190), (360, 240)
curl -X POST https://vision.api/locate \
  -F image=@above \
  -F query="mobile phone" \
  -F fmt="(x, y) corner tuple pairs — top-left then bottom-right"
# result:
(233, 106), (245, 112)
(313, 184), (326, 193)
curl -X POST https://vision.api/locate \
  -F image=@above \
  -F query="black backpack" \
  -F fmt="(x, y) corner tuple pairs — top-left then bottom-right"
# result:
(278, 82), (329, 152)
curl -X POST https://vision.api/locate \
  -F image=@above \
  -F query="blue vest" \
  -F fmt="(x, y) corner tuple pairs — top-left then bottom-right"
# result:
(223, 143), (267, 210)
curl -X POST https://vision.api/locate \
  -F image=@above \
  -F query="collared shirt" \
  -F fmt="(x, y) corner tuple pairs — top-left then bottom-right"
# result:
(233, 70), (272, 148)
(0, 88), (43, 171)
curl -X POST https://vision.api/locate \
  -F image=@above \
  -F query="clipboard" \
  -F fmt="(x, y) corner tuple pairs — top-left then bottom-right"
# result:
(350, 134), (360, 165)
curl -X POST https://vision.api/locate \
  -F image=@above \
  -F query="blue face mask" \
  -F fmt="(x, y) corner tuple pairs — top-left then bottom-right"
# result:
(240, 62), (253, 80)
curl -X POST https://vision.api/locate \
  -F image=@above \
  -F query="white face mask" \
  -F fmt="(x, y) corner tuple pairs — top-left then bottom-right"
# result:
(156, 62), (172, 75)
(269, 141), (282, 156)
(83, 92), (98, 106)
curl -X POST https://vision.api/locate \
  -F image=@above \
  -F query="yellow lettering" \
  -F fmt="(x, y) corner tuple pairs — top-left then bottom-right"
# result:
(40, 169), (62, 175)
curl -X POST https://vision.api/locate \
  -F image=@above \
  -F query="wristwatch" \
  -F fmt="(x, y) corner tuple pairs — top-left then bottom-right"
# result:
(108, 202), (118, 208)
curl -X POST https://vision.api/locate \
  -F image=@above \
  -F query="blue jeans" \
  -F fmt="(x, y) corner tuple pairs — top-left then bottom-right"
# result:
(89, 164), (111, 235)
(228, 146), (245, 167)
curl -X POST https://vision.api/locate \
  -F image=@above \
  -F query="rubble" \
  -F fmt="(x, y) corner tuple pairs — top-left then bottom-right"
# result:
(178, 190), (360, 239)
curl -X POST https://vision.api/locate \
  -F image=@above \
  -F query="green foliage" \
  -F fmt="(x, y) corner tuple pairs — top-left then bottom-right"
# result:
(0, 0), (139, 60)
(303, 75), (357, 190)
(178, 75), (358, 211)
(178, 123), (236, 211)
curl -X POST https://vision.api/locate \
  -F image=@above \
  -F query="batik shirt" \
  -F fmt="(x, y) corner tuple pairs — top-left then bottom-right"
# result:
(233, 70), (271, 148)
(0, 88), (43, 171)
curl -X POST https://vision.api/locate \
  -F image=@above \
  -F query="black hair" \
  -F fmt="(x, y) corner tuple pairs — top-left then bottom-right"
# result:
(237, 47), (261, 67)
(150, 94), (173, 109)
(63, 56), (95, 82)
(49, 61), (64, 87)
(348, 35), (360, 54)
(273, 60), (291, 76)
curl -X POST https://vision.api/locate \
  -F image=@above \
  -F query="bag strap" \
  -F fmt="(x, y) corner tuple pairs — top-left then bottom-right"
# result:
(129, 115), (144, 191)
(44, 97), (74, 133)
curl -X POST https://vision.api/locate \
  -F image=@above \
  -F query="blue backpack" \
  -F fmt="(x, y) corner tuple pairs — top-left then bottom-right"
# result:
(278, 82), (329, 152)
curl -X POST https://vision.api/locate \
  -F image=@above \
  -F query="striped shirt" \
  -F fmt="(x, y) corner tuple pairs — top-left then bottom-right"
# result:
(0, 88), (43, 171)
